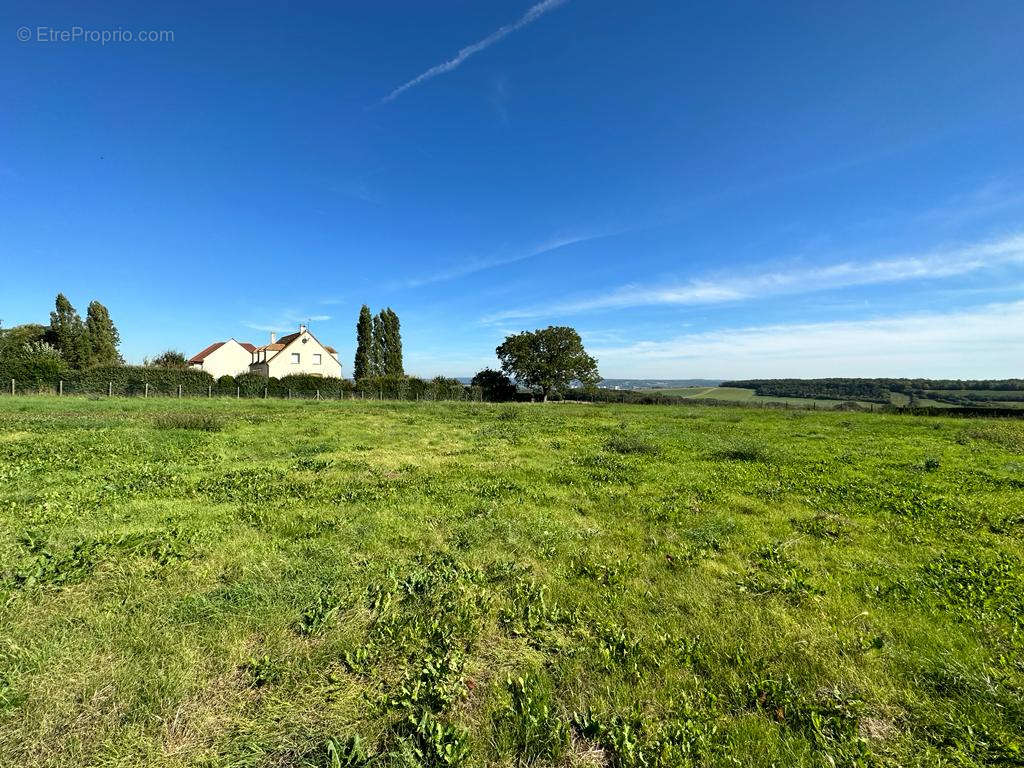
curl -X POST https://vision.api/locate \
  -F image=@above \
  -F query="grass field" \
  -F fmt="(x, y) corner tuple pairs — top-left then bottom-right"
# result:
(1, 397), (1023, 767)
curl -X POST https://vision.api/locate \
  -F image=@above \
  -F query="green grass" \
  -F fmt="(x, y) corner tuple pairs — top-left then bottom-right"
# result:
(1, 397), (1023, 767)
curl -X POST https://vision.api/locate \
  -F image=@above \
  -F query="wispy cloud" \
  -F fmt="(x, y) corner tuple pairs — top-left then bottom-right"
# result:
(590, 299), (1024, 379)
(403, 231), (608, 288)
(377, 0), (569, 106)
(242, 312), (333, 334)
(482, 232), (1024, 322)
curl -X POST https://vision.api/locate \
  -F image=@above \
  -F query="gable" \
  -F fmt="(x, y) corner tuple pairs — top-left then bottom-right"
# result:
(266, 330), (338, 365)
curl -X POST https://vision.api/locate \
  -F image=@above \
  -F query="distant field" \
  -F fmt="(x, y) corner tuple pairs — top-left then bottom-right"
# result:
(646, 386), (877, 408)
(647, 385), (1024, 411)
(1, 398), (1023, 767)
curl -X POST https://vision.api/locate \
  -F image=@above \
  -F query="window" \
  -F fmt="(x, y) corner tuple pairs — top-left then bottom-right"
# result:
(313, 354), (322, 365)
(291, 353), (300, 364)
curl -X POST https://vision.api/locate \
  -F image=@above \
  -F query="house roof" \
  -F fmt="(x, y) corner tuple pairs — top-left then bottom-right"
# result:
(189, 339), (255, 363)
(258, 330), (340, 364)
(189, 341), (224, 363)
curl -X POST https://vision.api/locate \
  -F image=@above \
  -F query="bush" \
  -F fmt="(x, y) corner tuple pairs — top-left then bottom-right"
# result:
(471, 369), (517, 402)
(0, 341), (69, 391)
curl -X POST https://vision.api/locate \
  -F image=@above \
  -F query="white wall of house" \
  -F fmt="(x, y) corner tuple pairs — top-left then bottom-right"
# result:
(190, 339), (253, 379)
(264, 330), (342, 378)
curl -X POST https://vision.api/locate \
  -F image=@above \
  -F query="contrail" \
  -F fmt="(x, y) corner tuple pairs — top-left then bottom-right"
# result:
(377, 0), (569, 106)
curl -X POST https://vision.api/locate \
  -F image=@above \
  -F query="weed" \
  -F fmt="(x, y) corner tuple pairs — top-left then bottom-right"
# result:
(604, 427), (660, 456)
(493, 673), (569, 763)
(243, 654), (283, 687)
(793, 512), (848, 540)
(153, 412), (223, 431)
(405, 710), (470, 767)
(323, 735), (369, 768)
(716, 440), (771, 462)
(292, 456), (335, 472)
(297, 589), (349, 635)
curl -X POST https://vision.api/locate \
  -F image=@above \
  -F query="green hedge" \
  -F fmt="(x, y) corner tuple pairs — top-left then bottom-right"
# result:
(3, 366), (480, 401)
(62, 366), (217, 396)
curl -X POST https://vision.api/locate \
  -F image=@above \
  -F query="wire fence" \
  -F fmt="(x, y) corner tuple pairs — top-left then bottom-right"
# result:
(1, 378), (484, 402)
(5, 378), (1024, 418)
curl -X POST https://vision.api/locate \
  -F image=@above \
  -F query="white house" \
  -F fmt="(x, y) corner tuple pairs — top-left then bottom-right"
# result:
(188, 339), (257, 379)
(248, 324), (342, 378)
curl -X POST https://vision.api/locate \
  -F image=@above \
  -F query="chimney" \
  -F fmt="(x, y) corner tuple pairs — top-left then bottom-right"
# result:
(299, 323), (307, 334)
(269, 332), (276, 344)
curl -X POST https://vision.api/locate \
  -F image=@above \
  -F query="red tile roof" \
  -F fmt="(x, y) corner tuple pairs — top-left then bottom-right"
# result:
(189, 340), (255, 363)
(189, 341), (225, 363)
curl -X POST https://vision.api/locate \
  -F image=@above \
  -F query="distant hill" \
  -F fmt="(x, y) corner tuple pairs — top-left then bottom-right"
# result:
(600, 379), (722, 390)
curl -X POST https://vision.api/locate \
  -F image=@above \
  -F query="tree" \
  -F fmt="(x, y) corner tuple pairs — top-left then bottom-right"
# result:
(372, 312), (385, 377)
(495, 326), (599, 402)
(471, 368), (517, 402)
(49, 293), (90, 369)
(354, 305), (374, 380)
(85, 300), (122, 366)
(0, 325), (68, 388)
(382, 308), (404, 377)
(146, 350), (188, 368)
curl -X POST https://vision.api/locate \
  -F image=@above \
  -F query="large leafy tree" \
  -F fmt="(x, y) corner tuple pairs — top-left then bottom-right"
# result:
(496, 326), (599, 402)
(85, 301), (122, 366)
(49, 293), (91, 369)
(354, 305), (374, 380)
(382, 308), (404, 377)
(471, 368), (517, 402)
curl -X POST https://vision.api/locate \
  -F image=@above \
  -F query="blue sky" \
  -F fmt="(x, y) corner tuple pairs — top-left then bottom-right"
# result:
(3, 1), (1024, 378)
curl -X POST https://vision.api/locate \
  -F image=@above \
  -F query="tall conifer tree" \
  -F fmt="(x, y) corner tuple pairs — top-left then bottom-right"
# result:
(354, 305), (374, 380)
(85, 300), (122, 366)
(372, 312), (385, 377)
(49, 293), (90, 369)
(382, 308), (404, 377)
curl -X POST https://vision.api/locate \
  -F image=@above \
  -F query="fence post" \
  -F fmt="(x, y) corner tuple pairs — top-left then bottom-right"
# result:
(59, 380), (63, 396)
(178, 384), (182, 399)
(108, 381), (113, 397)
(236, 386), (240, 399)
(316, 389), (320, 400)
(10, 379), (14, 396)
(288, 389), (291, 400)
(145, 383), (149, 398)
(263, 386), (267, 399)
(208, 385), (212, 398)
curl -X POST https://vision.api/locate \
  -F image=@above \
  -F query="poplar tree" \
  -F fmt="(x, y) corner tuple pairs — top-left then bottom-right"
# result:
(354, 305), (374, 380)
(49, 293), (90, 369)
(372, 312), (385, 377)
(382, 308), (404, 377)
(85, 300), (122, 366)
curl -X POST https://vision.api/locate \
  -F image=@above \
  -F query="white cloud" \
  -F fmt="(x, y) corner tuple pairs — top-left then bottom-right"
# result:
(590, 299), (1024, 379)
(483, 231), (1024, 322)
(242, 312), (333, 334)
(378, 0), (569, 105)
(404, 232), (605, 288)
